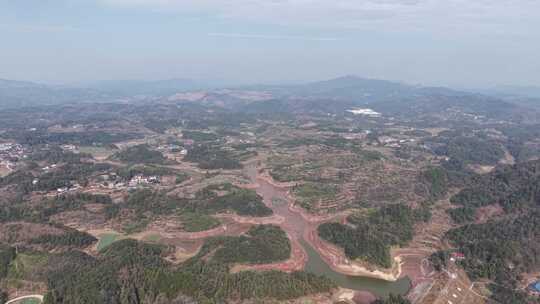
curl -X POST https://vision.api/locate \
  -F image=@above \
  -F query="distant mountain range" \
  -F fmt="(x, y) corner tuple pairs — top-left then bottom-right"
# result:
(1, 76), (538, 123)
(476, 85), (540, 99)
(465, 85), (540, 111)
(242, 77), (540, 123)
(87, 78), (215, 96)
(0, 79), (112, 109)
(0, 78), (214, 109)
(0, 79), (46, 89)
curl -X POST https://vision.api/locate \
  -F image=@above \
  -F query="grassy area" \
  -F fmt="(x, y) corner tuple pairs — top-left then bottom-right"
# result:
(293, 182), (337, 199)
(143, 234), (161, 243)
(267, 155), (306, 182)
(4, 252), (48, 296)
(20, 298), (42, 304)
(175, 172), (190, 184)
(293, 182), (338, 210)
(79, 146), (116, 159)
(7, 252), (48, 281)
(97, 233), (122, 251)
(122, 218), (150, 234)
(179, 212), (220, 232)
(269, 165), (306, 182)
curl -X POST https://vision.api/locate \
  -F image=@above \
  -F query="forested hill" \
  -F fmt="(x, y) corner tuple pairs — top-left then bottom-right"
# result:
(450, 159), (540, 212)
(0, 227), (334, 304)
(3, 76), (539, 125)
(441, 159), (540, 303)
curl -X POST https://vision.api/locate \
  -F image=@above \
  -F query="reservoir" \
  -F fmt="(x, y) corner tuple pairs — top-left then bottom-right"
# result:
(300, 238), (411, 297)
(245, 162), (411, 298)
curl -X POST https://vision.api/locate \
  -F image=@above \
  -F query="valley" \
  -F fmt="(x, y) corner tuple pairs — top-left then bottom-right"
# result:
(0, 76), (539, 304)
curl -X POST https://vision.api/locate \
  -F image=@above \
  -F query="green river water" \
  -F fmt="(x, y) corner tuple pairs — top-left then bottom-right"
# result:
(246, 162), (411, 298)
(300, 238), (411, 297)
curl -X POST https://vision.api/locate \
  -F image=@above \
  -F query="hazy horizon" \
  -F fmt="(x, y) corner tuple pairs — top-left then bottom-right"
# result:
(1, 0), (539, 88)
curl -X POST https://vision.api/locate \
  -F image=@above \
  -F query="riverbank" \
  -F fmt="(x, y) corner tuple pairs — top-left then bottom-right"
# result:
(84, 158), (416, 300)
(236, 160), (413, 299)
(304, 228), (402, 281)
(251, 166), (406, 282)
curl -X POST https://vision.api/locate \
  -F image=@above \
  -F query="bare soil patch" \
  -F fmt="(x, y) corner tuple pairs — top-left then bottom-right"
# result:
(0, 222), (64, 244)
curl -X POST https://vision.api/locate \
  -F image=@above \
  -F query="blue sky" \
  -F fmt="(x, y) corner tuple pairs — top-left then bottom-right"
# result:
(1, 0), (539, 87)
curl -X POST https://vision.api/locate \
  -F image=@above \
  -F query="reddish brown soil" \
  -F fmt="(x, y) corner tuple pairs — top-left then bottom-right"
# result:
(235, 160), (385, 300)
(396, 200), (455, 291)
(215, 213), (284, 225)
(0, 222), (64, 244)
(74, 158), (466, 302)
(475, 204), (504, 224)
(354, 291), (377, 304)
(242, 160), (481, 304)
(131, 215), (252, 240)
(50, 210), (107, 230)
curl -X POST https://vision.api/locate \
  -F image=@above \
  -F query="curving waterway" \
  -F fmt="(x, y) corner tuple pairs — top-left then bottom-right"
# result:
(301, 238), (410, 297)
(244, 161), (411, 298)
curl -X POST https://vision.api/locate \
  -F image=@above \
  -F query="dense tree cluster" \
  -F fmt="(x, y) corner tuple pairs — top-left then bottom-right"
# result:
(447, 211), (540, 281)
(29, 226), (97, 249)
(41, 238), (333, 304)
(112, 144), (168, 165)
(446, 211), (540, 303)
(428, 250), (451, 272)
(429, 135), (505, 166)
(177, 185), (273, 217)
(441, 159), (540, 302)
(196, 225), (290, 265)
(184, 144), (242, 170)
(122, 189), (182, 218)
(112, 187), (272, 233)
(0, 245), (16, 279)
(292, 182), (339, 210)
(499, 125), (540, 163)
(446, 207), (476, 224)
(208, 188), (273, 217)
(318, 205), (427, 268)
(4, 130), (140, 146)
(28, 146), (93, 164)
(417, 166), (448, 201)
(38, 162), (112, 190)
(0, 289), (6, 304)
(0, 193), (115, 223)
(373, 294), (411, 304)
(450, 159), (540, 212)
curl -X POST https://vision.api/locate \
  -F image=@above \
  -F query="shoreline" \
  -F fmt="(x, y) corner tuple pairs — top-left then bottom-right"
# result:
(248, 164), (408, 283)
(303, 226), (403, 281)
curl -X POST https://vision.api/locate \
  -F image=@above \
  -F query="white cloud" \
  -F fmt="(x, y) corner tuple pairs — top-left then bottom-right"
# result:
(208, 32), (340, 41)
(98, 0), (540, 35)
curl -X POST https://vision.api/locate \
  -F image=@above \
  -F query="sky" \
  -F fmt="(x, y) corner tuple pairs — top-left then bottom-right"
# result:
(0, 0), (539, 87)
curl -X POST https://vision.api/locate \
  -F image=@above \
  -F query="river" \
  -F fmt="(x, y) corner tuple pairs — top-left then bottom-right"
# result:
(244, 161), (411, 298)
